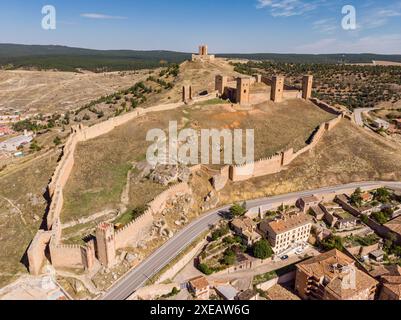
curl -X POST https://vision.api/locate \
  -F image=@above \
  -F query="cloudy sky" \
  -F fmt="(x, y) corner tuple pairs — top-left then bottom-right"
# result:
(0, 0), (400, 54)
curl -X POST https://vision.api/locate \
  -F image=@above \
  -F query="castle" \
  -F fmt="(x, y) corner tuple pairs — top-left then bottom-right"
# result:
(214, 73), (313, 105)
(192, 45), (215, 62)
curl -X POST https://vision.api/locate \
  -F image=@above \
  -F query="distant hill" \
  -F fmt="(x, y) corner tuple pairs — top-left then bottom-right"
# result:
(218, 53), (401, 64)
(0, 44), (191, 72)
(1, 44), (401, 72)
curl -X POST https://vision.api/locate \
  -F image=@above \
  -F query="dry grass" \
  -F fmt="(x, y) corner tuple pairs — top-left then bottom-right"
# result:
(219, 120), (401, 204)
(0, 152), (58, 287)
(0, 69), (152, 114)
(62, 99), (333, 222)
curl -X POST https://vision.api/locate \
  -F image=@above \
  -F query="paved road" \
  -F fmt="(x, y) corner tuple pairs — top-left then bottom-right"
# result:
(101, 181), (401, 300)
(354, 107), (377, 127)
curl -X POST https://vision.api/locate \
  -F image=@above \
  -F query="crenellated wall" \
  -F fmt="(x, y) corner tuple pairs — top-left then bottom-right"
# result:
(27, 91), (343, 275)
(115, 182), (191, 249)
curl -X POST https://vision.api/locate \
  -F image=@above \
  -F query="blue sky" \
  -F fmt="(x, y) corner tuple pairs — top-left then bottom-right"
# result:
(0, 0), (400, 54)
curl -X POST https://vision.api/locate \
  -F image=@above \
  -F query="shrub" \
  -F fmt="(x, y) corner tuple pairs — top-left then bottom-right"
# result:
(253, 239), (273, 260)
(197, 263), (213, 275)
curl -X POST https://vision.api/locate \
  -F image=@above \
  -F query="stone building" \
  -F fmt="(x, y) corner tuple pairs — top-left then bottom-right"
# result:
(302, 75), (313, 99)
(192, 45), (215, 62)
(215, 75), (251, 105)
(182, 85), (193, 103)
(295, 249), (378, 300)
(259, 211), (312, 253)
(96, 222), (116, 268)
(188, 276), (210, 300)
(231, 217), (261, 246)
(271, 76), (284, 103)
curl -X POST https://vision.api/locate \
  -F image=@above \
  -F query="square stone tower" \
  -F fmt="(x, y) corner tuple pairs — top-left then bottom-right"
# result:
(215, 75), (228, 95)
(271, 76), (285, 103)
(182, 85), (192, 103)
(302, 75), (313, 99)
(236, 77), (251, 105)
(199, 45), (208, 56)
(96, 222), (116, 268)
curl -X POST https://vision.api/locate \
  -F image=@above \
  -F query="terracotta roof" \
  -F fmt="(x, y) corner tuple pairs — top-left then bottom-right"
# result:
(381, 276), (401, 298)
(231, 217), (254, 232)
(385, 216), (401, 235)
(301, 195), (320, 204)
(297, 249), (378, 300)
(267, 212), (312, 234)
(189, 276), (209, 290)
(266, 284), (301, 300)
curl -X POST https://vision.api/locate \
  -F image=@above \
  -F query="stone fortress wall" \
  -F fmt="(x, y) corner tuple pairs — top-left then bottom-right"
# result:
(26, 56), (344, 276)
(27, 93), (216, 275)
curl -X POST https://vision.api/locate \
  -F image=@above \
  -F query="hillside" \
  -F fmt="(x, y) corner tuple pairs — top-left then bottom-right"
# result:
(0, 44), (190, 72)
(2, 44), (401, 72)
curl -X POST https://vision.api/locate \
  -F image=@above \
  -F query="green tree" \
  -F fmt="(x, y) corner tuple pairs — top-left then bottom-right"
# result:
(229, 203), (247, 217)
(223, 249), (236, 266)
(321, 235), (344, 251)
(374, 188), (391, 203)
(197, 263), (213, 275)
(53, 136), (62, 146)
(253, 239), (274, 260)
(350, 188), (363, 207)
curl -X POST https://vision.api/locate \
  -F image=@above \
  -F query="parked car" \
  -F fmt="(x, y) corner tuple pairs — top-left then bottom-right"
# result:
(280, 255), (289, 260)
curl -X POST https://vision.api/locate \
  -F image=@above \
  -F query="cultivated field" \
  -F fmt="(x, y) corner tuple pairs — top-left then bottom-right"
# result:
(219, 120), (401, 204)
(0, 69), (152, 114)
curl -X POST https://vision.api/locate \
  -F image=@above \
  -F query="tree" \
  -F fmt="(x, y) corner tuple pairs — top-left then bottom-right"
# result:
(321, 235), (344, 251)
(229, 203), (247, 217)
(253, 239), (273, 260)
(53, 136), (62, 146)
(29, 140), (42, 152)
(350, 188), (363, 207)
(222, 249), (236, 266)
(374, 188), (391, 203)
(371, 211), (389, 225)
(197, 263), (213, 275)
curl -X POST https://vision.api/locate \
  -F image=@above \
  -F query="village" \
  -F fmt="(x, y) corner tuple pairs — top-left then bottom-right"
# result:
(127, 184), (401, 301)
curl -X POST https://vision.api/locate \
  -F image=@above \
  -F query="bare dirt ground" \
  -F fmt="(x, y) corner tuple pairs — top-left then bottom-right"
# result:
(144, 59), (241, 106)
(0, 69), (153, 114)
(62, 98), (332, 224)
(0, 151), (59, 288)
(219, 120), (401, 204)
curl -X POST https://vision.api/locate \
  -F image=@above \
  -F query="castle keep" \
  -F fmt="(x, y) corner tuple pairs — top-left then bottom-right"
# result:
(192, 44), (215, 62)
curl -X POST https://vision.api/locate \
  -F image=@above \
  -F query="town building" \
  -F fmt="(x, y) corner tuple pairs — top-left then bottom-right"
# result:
(298, 195), (320, 213)
(188, 276), (210, 300)
(0, 132), (33, 152)
(235, 289), (259, 300)
(295, 249), (378, 300)
(215, 284), (238, 300)
(259, 212), (312, 253)
(0, 125), (13, 136)
(373, 118), (390, 130)
(230, 217), (261, 246)
(384, 215), (401, 244)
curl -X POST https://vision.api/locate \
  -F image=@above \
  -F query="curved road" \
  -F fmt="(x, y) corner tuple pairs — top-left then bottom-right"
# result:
(101, 181), (401, 300)
(354, 107), (377, 127)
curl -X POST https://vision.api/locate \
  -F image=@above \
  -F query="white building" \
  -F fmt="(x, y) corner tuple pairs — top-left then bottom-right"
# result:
(373, 118), (390, 130)
(260, 212), (312, 254)
(0, 132), (33, 152)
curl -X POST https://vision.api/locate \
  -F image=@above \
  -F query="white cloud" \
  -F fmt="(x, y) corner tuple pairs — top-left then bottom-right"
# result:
(80, 13), (127, 20)
(256, 0), (322, 17)
(312, 18), (338, 34)
(297, 34), (401, 54)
